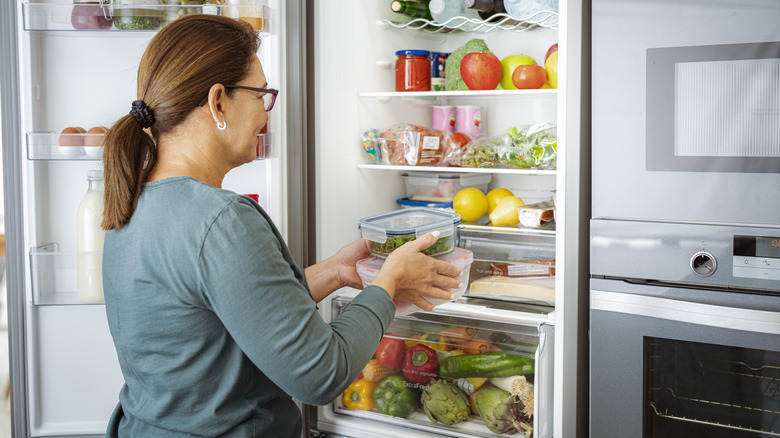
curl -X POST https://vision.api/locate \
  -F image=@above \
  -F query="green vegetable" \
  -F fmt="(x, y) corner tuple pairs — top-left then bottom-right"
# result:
(475, 386), (533, 435)
(498, 124), (558, 170)
(369, 234), (452, 257)
(439, 352), (535, 379)
(445, 39), (493, 91)
(373, 375), (421, 418)
(114, 16), (161, 30)
(421, 381), (471, 425)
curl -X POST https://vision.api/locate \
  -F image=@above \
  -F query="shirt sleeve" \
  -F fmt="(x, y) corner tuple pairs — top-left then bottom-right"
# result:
(197, 199), (396, 405)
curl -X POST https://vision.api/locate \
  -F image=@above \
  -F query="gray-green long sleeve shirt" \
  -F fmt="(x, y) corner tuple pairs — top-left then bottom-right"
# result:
(103, 176), (395, 437)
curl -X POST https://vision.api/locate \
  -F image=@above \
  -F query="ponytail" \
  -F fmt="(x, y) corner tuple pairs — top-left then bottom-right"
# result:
(102, 113), (157, 230)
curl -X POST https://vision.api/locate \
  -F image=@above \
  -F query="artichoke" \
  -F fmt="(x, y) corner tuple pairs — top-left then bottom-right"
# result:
(475, 386), (533, 436)
(421, 381), (471, 425)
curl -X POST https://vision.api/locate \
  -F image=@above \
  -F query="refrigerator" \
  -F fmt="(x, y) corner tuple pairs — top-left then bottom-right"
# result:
(0, 0), (589, 437)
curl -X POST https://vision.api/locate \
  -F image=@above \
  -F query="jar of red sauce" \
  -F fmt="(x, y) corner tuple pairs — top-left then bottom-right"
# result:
(395, 50), (431, 92)
(71, 0), (113, 30)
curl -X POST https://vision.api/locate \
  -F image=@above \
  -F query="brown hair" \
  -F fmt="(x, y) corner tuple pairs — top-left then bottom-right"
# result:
(102, 15), (260, 230)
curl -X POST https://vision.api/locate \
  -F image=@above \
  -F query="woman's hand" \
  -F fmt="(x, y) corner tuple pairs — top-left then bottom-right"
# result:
(305, 238), (372, 303)
(371, 231), (463, 312)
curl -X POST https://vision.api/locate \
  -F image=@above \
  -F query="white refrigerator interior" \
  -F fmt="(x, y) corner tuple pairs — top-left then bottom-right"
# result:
(308, 1), (586, 437)
(11, 1), (289, 435)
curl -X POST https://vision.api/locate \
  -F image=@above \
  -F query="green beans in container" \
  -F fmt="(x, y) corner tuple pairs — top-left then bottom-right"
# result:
(358, 208), (460, 258)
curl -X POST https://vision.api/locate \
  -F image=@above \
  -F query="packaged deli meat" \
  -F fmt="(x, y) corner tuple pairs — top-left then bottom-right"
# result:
(518, 200), (556, 228)
(491, 260), (555, 277)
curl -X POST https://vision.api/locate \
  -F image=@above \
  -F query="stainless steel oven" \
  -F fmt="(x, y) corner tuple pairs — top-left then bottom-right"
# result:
(590, 221), (780, 437)
(591, 0), (780, 435)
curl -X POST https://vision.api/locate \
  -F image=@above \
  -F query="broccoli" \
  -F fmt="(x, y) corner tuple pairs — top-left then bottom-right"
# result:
(445, 39), (493, 91)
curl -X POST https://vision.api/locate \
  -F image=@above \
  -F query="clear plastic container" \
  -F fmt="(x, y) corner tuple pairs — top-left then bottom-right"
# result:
(358, 208), (460, 258)
(402, 172), (491, 202)
(396, 197), (454, 212)
(356, 248), (473, 316)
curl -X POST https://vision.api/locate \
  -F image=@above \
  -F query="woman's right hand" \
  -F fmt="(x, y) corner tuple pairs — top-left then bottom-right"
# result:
(370, 231), (463, 312)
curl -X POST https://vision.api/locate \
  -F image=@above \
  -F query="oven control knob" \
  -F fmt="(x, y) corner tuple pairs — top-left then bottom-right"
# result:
(690, 252), (717, 276)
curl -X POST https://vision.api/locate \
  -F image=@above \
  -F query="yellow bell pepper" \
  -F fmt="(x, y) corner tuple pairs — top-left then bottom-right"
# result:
(343, 377), (378, 411)
(404, 333), (452, 351)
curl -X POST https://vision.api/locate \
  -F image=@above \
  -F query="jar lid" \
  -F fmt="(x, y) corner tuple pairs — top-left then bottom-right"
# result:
(87, 169), (103, 180)
(396, 50), (431, 56)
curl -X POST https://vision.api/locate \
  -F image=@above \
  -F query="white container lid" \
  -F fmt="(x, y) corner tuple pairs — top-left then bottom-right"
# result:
(358, 208), (460, 244)
(402, 172), (492, 187)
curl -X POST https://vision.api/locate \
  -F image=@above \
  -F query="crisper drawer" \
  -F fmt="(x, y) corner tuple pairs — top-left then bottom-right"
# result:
(459, 226), (556, 306)
(325, 295), (555, 438)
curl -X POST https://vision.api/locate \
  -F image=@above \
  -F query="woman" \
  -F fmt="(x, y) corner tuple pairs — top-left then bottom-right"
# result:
(101, 14), (461, 438)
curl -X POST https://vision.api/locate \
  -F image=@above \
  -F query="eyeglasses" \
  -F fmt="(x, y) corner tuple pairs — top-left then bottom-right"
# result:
(198, 85), (279, 112)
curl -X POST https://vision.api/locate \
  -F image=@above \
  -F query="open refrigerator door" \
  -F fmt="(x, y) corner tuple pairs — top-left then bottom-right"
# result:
(2, 1), (293, 435)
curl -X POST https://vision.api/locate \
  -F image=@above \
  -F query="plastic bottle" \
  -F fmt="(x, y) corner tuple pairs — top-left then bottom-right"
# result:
(77, 170), (106, 303)
(428, 0), (480, 30)
(503, 0), (547, 21)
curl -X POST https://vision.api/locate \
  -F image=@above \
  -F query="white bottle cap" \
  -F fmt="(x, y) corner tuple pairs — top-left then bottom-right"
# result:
(429, 0), (445, 15)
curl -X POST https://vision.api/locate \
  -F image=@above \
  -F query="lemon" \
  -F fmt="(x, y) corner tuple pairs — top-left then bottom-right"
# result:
(453, 187), (488, 222)
(486, 188), (515, 215)
(489, 196), (525, 227)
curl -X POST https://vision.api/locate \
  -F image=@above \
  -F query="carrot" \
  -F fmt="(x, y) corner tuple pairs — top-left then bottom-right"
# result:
(440, 326), (477, 345)
(461, 337), (491, 354)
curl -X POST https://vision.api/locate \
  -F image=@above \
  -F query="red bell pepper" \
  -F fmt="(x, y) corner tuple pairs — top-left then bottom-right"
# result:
(402, 344), (438, 385)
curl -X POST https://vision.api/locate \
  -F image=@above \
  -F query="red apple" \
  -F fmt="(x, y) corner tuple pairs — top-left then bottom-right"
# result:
(512, 64), (547, 89)
(460, 52), (503, 90)
(545, 43), (558, 63)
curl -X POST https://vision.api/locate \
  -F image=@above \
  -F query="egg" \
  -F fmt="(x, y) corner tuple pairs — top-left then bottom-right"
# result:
(59, 126), (85, 147)
(84, 126), (108, 147)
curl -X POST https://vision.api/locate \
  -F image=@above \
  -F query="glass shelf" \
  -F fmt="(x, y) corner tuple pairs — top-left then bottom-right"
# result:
(26, 131), (273, 161)
(359, 89), (557, 101)
(357, 163), (557, 176)
(380, 10), (559, 33)
(22, 1), (269, 32)
(29, 243), (104, 306)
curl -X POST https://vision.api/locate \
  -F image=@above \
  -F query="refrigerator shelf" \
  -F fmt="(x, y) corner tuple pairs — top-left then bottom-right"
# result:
(358, 89), (557, 101)
(22, 1), (269, 33)
(26, 131), (273, 161)
(379, 11), (559, 33)
(357, 164), (556, 176)
(29, 243), (105, 306)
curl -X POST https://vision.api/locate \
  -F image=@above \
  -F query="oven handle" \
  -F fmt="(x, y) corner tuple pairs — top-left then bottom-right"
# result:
(591, 289), (780, 335)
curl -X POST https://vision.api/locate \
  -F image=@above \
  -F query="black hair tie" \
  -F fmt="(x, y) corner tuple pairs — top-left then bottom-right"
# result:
(129, 100), (155, 129)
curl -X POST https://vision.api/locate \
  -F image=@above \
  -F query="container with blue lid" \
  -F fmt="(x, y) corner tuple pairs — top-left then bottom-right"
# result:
(396, 197), (454, 211)
(358, 208), (460, 257)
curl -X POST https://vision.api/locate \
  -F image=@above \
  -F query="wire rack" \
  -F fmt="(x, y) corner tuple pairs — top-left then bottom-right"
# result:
(382, 11), (559, 33)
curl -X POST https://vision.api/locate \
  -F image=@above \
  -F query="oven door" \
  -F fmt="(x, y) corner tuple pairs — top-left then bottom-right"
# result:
(592, 0), (780, 226)
(590, 278), (780, 438)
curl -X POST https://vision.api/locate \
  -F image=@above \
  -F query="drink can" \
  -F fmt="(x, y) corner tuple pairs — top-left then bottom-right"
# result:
(430, 52), (449, 91)
(431, 105), (456, 132)
(456, 105), (482, 139)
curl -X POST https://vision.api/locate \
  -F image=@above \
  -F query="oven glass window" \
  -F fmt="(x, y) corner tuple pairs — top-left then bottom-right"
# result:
(644, 337), (780, 437)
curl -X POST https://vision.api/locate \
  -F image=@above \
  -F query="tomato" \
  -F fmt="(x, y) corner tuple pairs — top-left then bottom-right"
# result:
(375, 335), (405, 369)
(511, 64), (547, 89)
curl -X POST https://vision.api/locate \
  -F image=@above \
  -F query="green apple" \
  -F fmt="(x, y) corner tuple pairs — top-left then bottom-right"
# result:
(500, 54), (537, 90)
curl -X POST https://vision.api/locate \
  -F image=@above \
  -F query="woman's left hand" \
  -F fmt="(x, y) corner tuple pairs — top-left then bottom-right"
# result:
(332, 238), (372, 290)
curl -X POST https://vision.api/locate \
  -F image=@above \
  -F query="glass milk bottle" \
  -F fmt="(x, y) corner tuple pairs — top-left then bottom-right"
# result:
(77, 170), (106, 303)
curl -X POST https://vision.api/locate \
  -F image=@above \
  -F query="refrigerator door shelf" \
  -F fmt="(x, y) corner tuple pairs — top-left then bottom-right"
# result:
(26, 131), (273, 161)
(29, 243), (106, 306)
(22, 1), (270, 33)
(327, 294), (554, 437)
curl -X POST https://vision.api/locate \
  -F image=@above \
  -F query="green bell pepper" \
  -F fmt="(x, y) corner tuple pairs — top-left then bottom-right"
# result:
(373, 375), (421, 418)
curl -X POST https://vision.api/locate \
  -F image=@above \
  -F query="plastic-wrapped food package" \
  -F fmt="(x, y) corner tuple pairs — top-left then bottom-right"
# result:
(362, 124), (447, 166)
(461, 136), (502, 168)
(496, 123), (557, 169)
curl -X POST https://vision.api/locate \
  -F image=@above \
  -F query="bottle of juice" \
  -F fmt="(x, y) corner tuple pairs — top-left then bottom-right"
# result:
(226, 0), (267, 31)
(77, 170), (106, 303)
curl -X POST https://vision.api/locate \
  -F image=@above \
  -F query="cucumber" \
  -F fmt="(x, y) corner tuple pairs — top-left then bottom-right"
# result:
(439, 352), (534, 379)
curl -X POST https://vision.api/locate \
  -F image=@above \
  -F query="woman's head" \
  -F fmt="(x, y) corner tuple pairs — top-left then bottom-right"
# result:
(102, 14), (260, 230)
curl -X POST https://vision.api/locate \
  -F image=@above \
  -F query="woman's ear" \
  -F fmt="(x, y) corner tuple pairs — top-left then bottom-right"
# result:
(205, 83), (227, 126)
